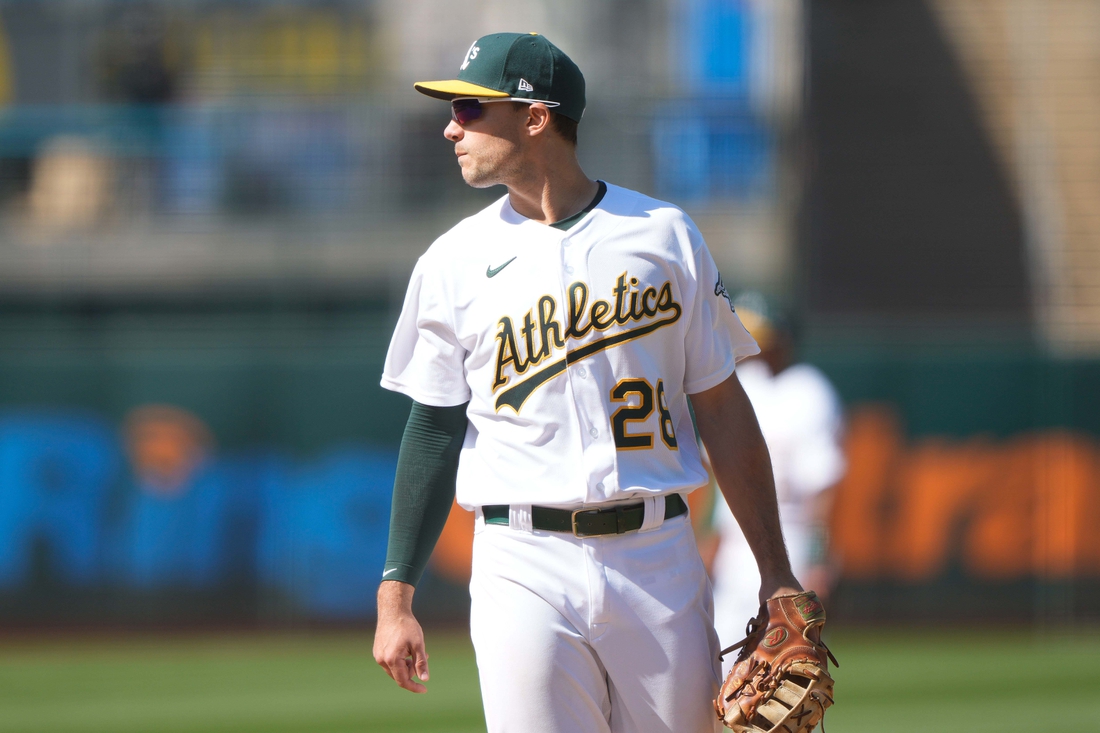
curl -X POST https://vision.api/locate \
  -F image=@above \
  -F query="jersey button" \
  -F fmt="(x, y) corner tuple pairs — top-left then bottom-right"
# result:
(596, 482), (605, 491)
(578, 367), (587, 378)
(589, 427), (599, 438)
(565, 265), (574, 274)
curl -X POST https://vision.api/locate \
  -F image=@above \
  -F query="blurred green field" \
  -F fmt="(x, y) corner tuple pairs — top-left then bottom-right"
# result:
(0, 628), (1094, 732)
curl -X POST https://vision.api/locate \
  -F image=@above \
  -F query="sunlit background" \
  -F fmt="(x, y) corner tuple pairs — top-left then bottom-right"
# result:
(0, 1), (1098, 731)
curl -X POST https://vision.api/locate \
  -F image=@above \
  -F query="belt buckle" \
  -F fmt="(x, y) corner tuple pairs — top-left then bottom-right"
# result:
(571, 508), (598, 538)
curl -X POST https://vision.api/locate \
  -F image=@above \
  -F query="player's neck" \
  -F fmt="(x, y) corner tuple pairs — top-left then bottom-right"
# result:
(505, 156), (598, 226)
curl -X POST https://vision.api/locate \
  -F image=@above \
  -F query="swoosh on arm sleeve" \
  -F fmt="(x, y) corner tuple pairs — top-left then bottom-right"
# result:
(381, 400), (470, 587)
(681, 223), (760, 394)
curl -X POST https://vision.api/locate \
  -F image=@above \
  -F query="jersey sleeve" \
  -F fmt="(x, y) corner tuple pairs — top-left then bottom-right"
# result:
(380, 255), (472, 407)
(682, 229), (760, 394)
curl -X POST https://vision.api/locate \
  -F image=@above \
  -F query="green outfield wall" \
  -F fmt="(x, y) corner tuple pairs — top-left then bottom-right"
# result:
(1, 301), (1098, 624)
(3, 303), (1094, 447)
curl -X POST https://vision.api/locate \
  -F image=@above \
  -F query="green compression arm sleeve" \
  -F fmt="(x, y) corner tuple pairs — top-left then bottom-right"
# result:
(381, 400), (469, 587)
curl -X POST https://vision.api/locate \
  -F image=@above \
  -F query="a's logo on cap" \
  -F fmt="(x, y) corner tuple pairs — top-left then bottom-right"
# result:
(518, 78), (534, 92)
(460, 41), (480, 71)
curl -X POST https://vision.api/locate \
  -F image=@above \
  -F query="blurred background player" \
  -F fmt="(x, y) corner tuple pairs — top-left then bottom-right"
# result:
(707, 292), (846, 674)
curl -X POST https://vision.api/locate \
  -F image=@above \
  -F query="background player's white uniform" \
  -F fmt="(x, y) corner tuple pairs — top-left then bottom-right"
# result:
(710, 358), (845, 675)
(382, 182), (758, 733)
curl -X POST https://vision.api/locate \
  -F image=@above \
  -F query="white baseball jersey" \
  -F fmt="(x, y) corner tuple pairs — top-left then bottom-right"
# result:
(381, 182), (759, 509)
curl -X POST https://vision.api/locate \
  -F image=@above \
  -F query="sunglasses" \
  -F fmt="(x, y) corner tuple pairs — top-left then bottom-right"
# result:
(450, 96), (562, 126)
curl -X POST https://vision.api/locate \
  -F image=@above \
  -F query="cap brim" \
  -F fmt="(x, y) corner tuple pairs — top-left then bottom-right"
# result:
(413, 79), (510, 101)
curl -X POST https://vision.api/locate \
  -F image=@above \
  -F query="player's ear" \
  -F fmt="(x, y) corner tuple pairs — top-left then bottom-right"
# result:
(524, 103), (552, 138)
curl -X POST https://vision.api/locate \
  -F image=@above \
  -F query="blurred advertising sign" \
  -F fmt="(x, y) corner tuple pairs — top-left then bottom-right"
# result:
(831, 407), (1100, 582)
(0, 414), (119, 587)
(0, 405), (394, 621)
(258, 449), (393, 619)
(125, 404), (212, 496)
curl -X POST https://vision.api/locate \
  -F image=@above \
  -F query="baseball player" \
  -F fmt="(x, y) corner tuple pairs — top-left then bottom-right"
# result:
(373, 32), (806, 733)
(708, 294), (846, 677)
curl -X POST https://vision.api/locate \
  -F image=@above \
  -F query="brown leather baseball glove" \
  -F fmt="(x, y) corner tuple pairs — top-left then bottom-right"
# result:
(714, 590), (838, 733)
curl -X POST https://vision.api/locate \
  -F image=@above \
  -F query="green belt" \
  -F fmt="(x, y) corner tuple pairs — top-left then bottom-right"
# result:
(482, 494), (688, 538)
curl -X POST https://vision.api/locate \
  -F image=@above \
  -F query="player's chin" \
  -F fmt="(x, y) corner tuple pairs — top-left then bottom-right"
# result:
(459, 166), (498, 189)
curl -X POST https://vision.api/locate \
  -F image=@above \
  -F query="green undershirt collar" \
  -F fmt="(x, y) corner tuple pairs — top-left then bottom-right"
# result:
(550, 180), (607, 231)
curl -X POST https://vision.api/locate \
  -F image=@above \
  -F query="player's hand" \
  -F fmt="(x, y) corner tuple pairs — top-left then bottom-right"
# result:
(374, 580), (430, 693)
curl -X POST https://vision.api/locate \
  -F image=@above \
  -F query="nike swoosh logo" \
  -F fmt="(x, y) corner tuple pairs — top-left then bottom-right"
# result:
(486, 257), (517, 278)
(382, 568), (398, 577)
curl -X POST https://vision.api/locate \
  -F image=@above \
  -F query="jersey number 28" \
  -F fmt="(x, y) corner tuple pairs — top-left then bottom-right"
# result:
(610, 378), (678, 451)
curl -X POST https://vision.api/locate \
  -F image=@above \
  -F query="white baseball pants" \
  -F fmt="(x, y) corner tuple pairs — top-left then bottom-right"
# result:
(469, 507), (722, 733)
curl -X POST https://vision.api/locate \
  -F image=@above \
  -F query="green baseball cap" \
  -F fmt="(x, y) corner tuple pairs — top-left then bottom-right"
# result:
(414, 32), (586, 122)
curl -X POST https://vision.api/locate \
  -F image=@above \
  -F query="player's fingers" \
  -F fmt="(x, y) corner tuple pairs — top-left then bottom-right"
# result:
(374, 632), (427, 692)
(376, 647), (407, 686)
(386, 654), (407, 687)
(396, 655), (428, 693)
(413, 646), (430, 682)
(380, 642), (426, 694)
(388, 650), (410, 686)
